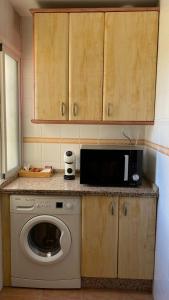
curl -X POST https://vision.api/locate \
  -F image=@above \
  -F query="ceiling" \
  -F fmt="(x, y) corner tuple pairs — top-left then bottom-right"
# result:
(9, 0), (159, 17)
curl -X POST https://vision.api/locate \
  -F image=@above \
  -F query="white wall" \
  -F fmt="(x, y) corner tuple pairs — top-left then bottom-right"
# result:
(21, 17), (145, 170)
(144, 1), (169, 299)
(0, 0), (21, 53)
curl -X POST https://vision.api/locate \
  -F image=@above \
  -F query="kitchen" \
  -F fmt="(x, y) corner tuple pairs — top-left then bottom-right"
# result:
(0, 0), (169, 299)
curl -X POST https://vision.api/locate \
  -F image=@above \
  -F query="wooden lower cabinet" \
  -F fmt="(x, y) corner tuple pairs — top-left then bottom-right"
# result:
(82, 195), (156, 280)
(118, 196), (156, 279)
(81, 195), (118, 278)
(1, 193), (156, 285)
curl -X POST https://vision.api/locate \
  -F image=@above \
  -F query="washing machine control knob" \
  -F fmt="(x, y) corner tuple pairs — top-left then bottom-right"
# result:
(65, 202), (73, 209)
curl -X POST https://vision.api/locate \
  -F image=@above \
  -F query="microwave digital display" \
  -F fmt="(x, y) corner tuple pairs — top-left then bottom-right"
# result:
(80, 145), (143, 187)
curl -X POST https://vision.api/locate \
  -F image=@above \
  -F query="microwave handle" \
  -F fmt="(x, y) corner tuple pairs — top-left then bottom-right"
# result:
(124, 155), (129, 181)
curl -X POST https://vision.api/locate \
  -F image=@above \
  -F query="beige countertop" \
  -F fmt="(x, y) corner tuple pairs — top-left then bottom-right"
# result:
(1, 173), (158, 198)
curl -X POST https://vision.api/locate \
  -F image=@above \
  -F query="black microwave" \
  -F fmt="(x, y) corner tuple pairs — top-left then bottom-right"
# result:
(80, 145), (143, 187)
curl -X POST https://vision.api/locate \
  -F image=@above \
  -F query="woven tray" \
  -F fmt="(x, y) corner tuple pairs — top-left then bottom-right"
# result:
(18, 169), (53, 178)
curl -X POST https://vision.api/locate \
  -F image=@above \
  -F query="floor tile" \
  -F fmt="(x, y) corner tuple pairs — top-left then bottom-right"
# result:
(0, 287), (42, 299)
(42, 289), (83, 300)
(89, 290), (153, 300)
(0, 288), (153, 300)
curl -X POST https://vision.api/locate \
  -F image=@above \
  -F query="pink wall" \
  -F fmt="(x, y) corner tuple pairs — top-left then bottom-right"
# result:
(0, 0), (21, 53)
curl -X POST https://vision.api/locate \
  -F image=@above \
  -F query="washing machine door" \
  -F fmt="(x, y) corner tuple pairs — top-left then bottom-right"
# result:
(20, 215), (71, 264)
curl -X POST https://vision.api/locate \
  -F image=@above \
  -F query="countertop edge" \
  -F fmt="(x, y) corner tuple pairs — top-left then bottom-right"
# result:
(0, 174), (159, 198)
(1, 189), (158, 198)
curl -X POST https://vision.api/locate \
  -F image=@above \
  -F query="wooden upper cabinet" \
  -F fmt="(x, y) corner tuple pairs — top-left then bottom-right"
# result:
(82, 196), (118, 278)
(32, 8), (159, 124)
(34, 13), (69, 120)
(118, 197), (156, 279)
(103, 11), (159, 121)
(69, 13), (104, 121)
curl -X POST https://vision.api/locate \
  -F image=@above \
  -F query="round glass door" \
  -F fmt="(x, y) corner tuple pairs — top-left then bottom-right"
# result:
(28, 222), (61, 257)
(20, 215), (71, 264)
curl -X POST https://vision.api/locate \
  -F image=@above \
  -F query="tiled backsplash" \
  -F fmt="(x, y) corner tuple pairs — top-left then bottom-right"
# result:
(23, 125), (145, 170)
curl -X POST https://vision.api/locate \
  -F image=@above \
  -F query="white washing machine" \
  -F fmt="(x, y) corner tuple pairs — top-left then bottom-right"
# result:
(10, 195), (81, 289)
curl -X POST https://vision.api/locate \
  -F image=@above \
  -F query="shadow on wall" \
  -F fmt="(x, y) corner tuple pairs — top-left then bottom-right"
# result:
(143, 146), (157, 182)
(152, 150), (169, 300)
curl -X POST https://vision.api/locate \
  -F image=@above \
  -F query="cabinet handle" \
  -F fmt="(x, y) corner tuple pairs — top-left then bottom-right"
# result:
(73, 103), (78, 117)
(107, 103), (111, 117)
(111, 203), (115, 215)
(61, 102), (65, 116)
(123, 204), (128, 216)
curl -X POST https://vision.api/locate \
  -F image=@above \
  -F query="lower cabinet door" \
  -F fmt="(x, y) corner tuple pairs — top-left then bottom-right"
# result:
(82, 196), (118, 278)
(118, 197), (156, 279)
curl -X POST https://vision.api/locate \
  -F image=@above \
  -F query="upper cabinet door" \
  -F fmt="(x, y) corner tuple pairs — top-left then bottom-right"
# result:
(103, 11), (159, 121)
(34, 13), (69, 120)
(69, 13), (104, 121)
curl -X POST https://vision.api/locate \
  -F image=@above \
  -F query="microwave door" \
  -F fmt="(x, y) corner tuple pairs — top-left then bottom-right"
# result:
(124, 155), (129, 181)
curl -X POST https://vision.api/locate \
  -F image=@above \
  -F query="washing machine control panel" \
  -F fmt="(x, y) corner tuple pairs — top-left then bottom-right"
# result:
(10, 195), (81, 214)
(65, 202), (73, 209)
(36, 200), (74, 211)
(36, 202), (51, 209)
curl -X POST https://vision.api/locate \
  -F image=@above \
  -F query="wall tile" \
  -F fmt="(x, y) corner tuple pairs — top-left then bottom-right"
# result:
(23, 143), (42, 167)
(146, 120), (169, 148)
(23, 115), (42, 137)
(41, 143), (61, 169)
(22, 97), (34, 119)
(60, 125), (80, 138)
(145, 125), (160, 145)
(99, 125), (145, 140)
(41, 125), (61, 138)
(79, 125), (99, 139)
